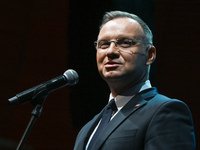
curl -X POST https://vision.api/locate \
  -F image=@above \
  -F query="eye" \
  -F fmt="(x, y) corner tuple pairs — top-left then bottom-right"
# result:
(118, 39), (136, 48)
(98, 41), (110, 49)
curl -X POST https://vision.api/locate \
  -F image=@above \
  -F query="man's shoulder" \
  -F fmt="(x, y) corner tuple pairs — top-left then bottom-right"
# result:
(149, 92), (188, 110)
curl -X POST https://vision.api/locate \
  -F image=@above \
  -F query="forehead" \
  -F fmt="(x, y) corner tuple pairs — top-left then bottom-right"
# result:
(98, 18), (144, 40)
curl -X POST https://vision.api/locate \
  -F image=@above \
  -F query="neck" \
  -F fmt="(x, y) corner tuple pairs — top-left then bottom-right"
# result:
(107, 78), (147, 97)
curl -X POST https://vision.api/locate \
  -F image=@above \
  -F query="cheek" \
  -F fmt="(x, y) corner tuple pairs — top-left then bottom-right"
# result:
(96, 52), (105, 69)
(96, 51), (105, 61)
(123, 55), (146, 71)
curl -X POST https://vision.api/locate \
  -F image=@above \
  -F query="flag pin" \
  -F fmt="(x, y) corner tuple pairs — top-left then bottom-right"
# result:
(135, 104), (140, 107)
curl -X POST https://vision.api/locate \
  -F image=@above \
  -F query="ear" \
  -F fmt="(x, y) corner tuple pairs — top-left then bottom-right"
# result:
(146, 45), (156, 65)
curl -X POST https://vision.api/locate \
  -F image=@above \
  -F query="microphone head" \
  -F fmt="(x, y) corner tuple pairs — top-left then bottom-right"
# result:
(63, 69), (79, 85)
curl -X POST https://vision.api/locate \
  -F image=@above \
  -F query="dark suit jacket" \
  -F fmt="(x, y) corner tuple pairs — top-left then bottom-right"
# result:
(73, 88), (196, 150)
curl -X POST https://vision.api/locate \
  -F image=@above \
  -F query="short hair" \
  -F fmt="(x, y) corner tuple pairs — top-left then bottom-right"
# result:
(100, 11), (153, 45)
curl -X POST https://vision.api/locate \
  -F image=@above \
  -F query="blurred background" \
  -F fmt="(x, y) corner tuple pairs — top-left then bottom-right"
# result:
(0, 0), (199, 149)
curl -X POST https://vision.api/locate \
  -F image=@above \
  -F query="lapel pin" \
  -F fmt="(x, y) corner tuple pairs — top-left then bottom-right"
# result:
(135, 104), (140, 107)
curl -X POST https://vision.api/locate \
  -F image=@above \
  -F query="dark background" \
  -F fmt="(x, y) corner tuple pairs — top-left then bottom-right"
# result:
(0, 0), (199, 149)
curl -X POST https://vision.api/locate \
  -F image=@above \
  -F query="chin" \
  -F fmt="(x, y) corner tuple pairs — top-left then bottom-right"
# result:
(102, 72), (124, 80)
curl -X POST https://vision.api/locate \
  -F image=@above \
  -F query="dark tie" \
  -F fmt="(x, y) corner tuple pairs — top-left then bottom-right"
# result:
(87, 99), (117, 150)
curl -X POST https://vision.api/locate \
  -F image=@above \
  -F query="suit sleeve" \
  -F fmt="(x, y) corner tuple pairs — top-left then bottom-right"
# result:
(144, 100), (196, 150)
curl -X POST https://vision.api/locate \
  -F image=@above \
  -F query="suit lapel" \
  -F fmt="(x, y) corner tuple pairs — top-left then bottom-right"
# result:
(92, 87), (157, 150)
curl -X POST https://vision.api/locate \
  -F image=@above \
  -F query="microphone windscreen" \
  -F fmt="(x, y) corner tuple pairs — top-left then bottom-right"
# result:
(63, 69), (79, 85)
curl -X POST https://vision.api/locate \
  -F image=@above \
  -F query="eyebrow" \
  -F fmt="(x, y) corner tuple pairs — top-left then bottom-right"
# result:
(132, 35), (144, 41)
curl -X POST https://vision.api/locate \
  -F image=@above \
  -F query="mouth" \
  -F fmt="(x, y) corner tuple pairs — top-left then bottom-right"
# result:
(105, 61), (122, 68)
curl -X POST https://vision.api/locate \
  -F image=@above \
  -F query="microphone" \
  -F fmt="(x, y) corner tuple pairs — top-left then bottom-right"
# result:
(8, 69), (79, 106)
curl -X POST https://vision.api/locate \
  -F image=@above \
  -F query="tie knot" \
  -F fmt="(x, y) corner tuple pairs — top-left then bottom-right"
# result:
(107, 99), (117, 111)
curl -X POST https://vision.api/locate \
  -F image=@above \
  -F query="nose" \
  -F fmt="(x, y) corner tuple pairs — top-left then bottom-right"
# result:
(106, 41), (120, 58)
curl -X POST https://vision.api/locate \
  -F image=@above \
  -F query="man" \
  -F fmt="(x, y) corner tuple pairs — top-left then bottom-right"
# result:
(73, 11), (195, 150)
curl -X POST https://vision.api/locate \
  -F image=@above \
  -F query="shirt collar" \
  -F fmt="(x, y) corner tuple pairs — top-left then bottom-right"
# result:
(109, 80), (152, 110)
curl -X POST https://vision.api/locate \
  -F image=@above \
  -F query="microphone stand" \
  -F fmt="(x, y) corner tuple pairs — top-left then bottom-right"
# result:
(16, 86), (48, 150)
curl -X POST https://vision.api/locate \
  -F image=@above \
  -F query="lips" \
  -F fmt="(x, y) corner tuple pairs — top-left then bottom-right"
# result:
(105, 61), (122, 68)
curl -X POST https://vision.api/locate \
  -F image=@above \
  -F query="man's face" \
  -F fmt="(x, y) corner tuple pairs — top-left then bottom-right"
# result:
(96, 18), (151, 85)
